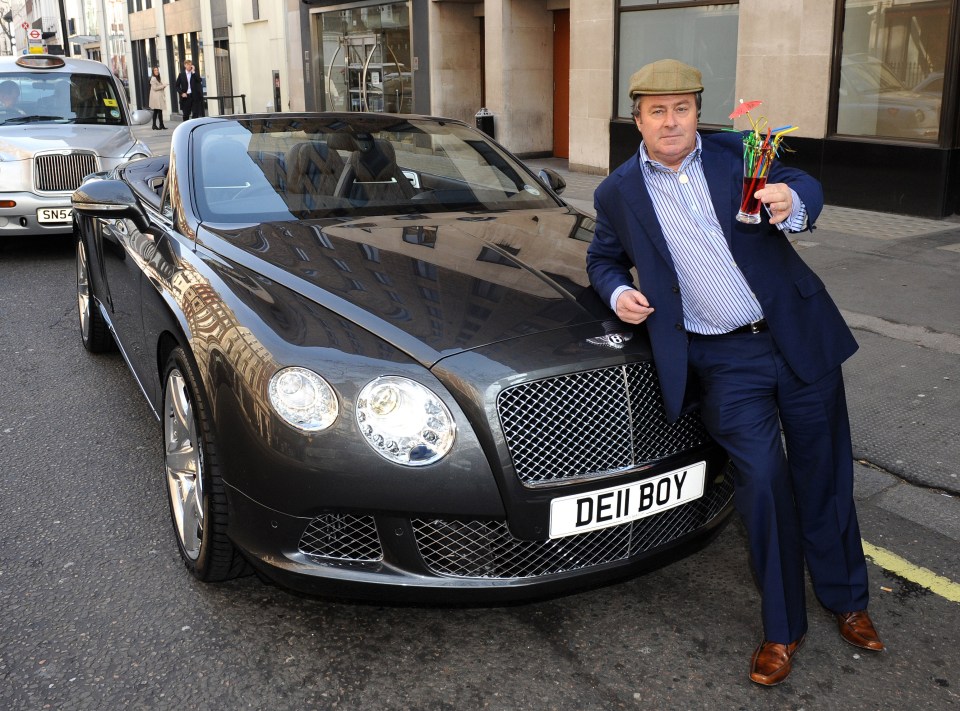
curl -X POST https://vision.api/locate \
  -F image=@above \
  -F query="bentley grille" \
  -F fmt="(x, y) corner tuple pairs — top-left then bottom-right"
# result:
(496, 361), (711, 485)
(298, 514), (383, 562)
(34, 152), (99, 192)
(412, 461), (734, 579)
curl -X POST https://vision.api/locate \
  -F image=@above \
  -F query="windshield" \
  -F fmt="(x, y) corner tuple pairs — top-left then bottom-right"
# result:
(0, 72), (127, 126)
(191, 116), (563, 223)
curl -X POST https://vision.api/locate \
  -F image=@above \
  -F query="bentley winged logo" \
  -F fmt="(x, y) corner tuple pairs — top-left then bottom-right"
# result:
(586, 332), (634, 349)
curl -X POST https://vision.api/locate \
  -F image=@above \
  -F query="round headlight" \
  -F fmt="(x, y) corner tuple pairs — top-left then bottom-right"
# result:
(268, 367), (339, 432)
(356, 376), (456, 466)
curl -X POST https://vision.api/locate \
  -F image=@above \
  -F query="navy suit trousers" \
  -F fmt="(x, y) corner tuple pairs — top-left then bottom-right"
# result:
(687, 330), (869, 643)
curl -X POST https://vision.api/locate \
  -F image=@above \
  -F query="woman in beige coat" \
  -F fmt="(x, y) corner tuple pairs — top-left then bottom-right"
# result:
(148, 66), (167, 130)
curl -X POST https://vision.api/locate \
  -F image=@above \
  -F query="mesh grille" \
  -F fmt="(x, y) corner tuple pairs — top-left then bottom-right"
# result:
(413, 462), (734, 579)
(34, 152), (99, 192)
(497, 362), (710, 485)
(298, 514), (383, 562)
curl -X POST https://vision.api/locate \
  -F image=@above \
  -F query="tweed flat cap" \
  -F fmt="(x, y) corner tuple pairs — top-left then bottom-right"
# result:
(629, 59), (703, 97)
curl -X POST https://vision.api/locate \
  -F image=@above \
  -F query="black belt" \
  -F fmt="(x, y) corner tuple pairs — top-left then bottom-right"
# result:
(726, 318), (768, 335)
(690, 318), (768, 338)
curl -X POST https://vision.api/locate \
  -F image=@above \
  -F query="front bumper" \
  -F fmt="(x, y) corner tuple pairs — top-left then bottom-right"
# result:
(0, 191), (74, 236)
(224, 458), (735, 602)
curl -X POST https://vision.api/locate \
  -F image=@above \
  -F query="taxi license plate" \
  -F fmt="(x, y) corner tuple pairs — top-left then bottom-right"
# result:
(549, 462), (706, 539)
(37, 207), (73, 223)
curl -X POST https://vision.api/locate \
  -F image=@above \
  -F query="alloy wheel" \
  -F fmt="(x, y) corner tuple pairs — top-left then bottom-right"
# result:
(76, 240), (91, 343)
(164, 368), (205, 560)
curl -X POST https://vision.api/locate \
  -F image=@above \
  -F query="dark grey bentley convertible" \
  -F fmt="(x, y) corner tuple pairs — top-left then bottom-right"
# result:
(72, 113), (733, 600)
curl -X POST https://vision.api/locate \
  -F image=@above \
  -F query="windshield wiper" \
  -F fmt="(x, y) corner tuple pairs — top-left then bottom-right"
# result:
(3, 115), (67, 124)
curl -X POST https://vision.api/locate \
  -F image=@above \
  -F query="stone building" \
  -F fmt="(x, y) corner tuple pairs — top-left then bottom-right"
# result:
(110, 1), (960, 217)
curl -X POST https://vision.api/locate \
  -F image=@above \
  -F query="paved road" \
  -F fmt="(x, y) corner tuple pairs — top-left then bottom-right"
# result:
(0, 128), (958, 709)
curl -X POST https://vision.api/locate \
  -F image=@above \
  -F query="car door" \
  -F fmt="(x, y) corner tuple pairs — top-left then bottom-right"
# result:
(98, 215), (153, 387)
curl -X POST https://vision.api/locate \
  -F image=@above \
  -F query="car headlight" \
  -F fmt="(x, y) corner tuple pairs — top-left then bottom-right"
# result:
(268, 367), (339, 432)
(356, 376), (456, 466)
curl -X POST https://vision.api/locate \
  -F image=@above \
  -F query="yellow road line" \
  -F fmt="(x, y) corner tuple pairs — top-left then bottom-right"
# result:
(862, 539), (960, 604)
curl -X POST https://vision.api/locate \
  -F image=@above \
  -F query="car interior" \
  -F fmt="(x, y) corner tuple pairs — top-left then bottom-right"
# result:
(118, 120), (559, 223)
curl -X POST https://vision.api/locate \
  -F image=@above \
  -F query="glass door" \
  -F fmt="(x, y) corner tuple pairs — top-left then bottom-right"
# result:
(345, 33), (383, 112)
(317, 3), (412, 114)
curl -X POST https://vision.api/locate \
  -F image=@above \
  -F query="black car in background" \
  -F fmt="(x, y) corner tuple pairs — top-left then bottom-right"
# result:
(72, 113), (732, 600)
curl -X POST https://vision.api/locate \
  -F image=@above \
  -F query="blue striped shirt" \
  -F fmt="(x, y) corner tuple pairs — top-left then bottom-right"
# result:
(612, 134), (806, 335)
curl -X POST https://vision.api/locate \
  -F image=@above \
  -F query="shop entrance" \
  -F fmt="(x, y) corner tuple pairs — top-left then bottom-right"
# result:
(315, 3), (412, 113)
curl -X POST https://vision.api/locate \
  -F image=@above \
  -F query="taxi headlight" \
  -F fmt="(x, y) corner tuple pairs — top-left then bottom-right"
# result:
(268, 367), (339, 432)
(356, 376), (456, 466)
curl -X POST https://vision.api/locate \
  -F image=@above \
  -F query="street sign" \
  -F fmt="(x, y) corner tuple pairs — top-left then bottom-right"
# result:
(27, 29), (42, 41)
(21, 22), (28, 30)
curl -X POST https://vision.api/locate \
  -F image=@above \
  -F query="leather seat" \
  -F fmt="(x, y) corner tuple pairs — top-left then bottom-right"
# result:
(285, 141), (345, 207)
(335, 137), (414, 202)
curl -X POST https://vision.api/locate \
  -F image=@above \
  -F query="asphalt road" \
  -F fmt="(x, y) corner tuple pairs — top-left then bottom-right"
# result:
(1, 127), (959, 709)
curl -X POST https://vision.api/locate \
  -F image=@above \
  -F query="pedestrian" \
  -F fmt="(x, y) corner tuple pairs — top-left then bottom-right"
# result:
(148, 66), (167, 130)
(586, 58), (883, 687)
(175, 59), (203, 122)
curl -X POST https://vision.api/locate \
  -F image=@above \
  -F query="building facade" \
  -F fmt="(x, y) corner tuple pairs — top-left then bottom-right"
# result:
(290, 0), (958, 218)
(5, 1), (954, 217)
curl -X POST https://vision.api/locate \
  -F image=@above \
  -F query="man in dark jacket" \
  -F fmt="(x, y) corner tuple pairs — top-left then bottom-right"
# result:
(587, 59), (883, 686)
(175, 59), (203, 122)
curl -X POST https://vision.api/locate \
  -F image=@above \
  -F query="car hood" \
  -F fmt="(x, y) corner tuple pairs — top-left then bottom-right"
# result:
(0, 123), (136, 159)
(199, 208), (610, 366)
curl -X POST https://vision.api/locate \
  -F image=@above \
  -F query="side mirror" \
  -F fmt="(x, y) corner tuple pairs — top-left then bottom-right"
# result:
(72, 178), (149, 232)
(537, 168), (567, 196)
(130, 109), (153, 126)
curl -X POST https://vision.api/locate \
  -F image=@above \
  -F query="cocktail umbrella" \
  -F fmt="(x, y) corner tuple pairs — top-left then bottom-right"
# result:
(729, 99), (763, 124)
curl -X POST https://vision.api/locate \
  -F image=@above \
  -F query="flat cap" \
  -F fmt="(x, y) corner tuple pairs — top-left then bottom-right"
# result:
(629, 59), (703, 97)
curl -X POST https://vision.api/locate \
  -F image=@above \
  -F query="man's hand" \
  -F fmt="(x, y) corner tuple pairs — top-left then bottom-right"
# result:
(755, 182), (793, 225)
(615, 289), (654, 324)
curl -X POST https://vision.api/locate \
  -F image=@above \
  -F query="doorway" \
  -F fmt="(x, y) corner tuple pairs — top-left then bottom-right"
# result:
(315, 3), (413, 114)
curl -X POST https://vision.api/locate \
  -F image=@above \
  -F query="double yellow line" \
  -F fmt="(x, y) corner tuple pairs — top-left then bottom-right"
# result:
(862, 540), (960, 603)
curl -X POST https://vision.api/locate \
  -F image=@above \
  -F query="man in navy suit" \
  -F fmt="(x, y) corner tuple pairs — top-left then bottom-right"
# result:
(175, 59), (203, 122)
(587, 59), (883, 686)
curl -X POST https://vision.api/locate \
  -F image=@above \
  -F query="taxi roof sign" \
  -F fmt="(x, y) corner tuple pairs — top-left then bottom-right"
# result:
(16, 55), (66, 69)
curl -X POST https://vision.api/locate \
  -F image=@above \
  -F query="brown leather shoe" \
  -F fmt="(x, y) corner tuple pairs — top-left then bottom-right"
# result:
(835, 610), (884, 651)
(749, 635), (805, 686)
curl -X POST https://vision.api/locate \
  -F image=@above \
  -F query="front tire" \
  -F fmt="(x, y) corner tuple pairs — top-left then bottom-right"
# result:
(163, 346), (248, 582)
(76, 235), (114, 353)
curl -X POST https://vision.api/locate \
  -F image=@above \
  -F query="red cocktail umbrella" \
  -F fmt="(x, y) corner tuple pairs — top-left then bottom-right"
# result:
(729, 100), (762, 120)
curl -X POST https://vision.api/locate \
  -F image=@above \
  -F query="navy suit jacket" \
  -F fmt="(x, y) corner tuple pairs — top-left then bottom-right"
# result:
(587, 131), (857, 422)
(175, 71), (203, 102)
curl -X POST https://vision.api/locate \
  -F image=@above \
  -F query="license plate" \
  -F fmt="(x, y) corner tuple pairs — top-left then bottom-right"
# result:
(37, 207), (72, 223)
(549, 462), (706, 538)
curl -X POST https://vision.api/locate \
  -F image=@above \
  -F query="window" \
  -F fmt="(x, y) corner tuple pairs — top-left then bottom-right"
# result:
(617, 2), (739, 125)
(835, 0), (951, 142)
